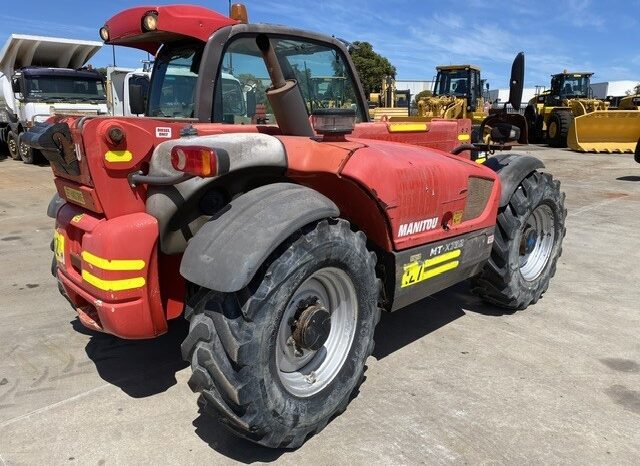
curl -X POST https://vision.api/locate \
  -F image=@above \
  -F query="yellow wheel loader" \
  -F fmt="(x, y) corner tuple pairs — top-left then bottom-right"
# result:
(413, 55), (528, 147)
(525, 73), (640, 153)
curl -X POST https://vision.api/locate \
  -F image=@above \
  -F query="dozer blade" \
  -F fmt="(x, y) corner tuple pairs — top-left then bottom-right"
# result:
(568, 110), (640, 154)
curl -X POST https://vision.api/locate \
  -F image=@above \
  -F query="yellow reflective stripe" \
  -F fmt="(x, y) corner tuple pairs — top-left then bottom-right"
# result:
(457, 133), (471, 141)
(388, 123), (428, 133)
(423, 249), (461, 268)
(401, 249), (462, 287)
(419, 260), (459, 281)
(81, 251), (145, 271)
(105, 150), (133, 162)
(82, 270), (145, 292)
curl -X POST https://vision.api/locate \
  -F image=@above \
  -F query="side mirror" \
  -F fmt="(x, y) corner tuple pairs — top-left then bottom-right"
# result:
(246, 89), (257, 118)
(490, 123), (520, 144)
(508, 52), (525, 111)
(11, 78), (21, 94)
(129, 84), (146, 115)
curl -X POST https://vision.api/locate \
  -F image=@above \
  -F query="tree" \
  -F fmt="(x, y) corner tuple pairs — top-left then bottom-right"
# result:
(413, 90), (433, 107)
(348, 41), (396, 98)
(94, 67), (108, 80)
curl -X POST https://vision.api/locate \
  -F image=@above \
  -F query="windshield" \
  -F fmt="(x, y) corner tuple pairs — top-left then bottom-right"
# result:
(148, 42), (202, 118)
(24, 76), (106, 102)
(434, 69), (469, 96)
(558, 75), (590, 97)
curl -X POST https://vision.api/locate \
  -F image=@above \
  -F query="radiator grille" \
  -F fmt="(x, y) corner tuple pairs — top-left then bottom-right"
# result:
(463, 177), (494, 221)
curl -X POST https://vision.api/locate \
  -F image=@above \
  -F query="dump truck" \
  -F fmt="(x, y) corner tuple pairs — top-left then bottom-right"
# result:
(524, 71), (640, 153)
(0, 34), (108, 163)
(105, 66), (150, 117)
(26, 3), (566, 449)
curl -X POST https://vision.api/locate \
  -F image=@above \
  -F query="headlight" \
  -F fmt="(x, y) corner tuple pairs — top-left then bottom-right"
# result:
(142, 12), (158, 31)
(99, 27), (109, 41)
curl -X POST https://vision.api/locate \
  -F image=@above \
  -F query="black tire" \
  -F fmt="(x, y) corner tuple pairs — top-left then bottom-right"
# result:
(547, 111), (574, 147)
(181, 219), (381, 448)
(524, 106), (541, 144)
(471, 171), (566, 310)
(7, 130), (21, 160)
(18, 132), (40, 164)
(634, 138), (640, 164)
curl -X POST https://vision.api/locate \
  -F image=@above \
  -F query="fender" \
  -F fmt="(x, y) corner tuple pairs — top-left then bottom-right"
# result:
(47, 193), (66, 218)
(484, 154), (545, 207)
(147, 132), (288, 254)
(180, 183), (339, 293)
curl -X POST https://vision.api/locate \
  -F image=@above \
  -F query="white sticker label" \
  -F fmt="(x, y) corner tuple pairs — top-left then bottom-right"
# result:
(156, 127), (172, 138)
(487, 235), (495, 245)
(398, 217), (439, 238)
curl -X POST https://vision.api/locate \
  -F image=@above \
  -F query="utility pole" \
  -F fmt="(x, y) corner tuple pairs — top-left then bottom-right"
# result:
(112, 45), (116, 67)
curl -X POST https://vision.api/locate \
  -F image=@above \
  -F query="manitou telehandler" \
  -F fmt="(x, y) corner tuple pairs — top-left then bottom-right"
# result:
(26, 3), (566, 449)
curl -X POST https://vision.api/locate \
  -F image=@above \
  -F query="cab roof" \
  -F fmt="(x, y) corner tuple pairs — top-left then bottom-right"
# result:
(103, 4), (238, 54)
(436, 64), (481, 72)
(552, 71), (593, 77)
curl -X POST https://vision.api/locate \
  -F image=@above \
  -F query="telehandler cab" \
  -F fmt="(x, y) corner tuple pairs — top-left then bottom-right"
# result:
(26, 3), (566, 449)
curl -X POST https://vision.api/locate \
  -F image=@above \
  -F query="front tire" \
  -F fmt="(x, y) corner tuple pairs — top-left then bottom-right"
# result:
(471, 171), (566, 310)
(181, 219), (380, 448)
(547, 111), (573, 147)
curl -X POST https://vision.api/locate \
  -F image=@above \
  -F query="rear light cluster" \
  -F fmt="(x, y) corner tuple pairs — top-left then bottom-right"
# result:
(170, 146), (218, 177)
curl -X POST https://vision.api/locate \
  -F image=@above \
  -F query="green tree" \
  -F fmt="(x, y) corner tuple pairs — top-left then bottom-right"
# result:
(413, 89), (433, 107)
(94, 67), (108, 80)
(348, 41), (396, 97)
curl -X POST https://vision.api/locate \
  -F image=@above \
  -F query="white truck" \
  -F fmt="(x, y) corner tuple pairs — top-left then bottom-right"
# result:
(105, 65), (151, 117)
(0, 34), (108, 163)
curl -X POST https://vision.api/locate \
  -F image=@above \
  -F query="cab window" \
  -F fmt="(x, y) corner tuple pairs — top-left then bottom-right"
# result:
(213, 35), (364, 124)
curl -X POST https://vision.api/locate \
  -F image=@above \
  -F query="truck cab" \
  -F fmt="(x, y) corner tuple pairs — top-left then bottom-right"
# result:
(0, 34), (107, 163)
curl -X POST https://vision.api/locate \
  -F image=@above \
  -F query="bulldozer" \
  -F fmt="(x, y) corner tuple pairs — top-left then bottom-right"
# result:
(525, 72), (640, 153)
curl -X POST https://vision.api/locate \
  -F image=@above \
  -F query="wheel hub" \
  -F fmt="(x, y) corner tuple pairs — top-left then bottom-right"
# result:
(292, 303), (331, 351)
(522, 228), (538, 255)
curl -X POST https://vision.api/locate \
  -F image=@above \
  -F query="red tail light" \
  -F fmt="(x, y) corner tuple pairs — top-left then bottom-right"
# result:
(170, 146), (218, 177)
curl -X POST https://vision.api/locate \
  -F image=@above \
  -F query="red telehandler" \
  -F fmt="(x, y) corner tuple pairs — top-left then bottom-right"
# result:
(25, 4), (566, 449)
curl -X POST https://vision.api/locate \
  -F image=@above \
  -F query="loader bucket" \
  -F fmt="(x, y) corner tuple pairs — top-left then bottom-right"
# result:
(568, 110), (640, 153)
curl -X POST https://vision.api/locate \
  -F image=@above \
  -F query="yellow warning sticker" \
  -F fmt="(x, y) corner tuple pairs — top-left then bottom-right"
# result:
(401, 249), (461, 288)
(63, 186), (85, 206)
(53, 230), (65, 265)
(71, 214), (84, 224)
(453, 210), (463, 225)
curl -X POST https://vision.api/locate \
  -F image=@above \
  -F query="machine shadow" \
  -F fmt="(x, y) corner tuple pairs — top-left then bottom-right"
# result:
(373, 282), (514, 360)
(617, 176), (640, 182)
(75, 317), (189, 398)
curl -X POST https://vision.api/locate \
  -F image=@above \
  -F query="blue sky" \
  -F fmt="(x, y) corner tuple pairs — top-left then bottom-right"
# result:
(0, 0), (638, 89)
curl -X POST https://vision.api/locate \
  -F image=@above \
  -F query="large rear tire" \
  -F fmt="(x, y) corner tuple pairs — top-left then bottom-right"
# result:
(547, 111), (573, 148)
(181, 219), (380, 448)
(7, 130), (21, 160)
(471, 171), (566, 310)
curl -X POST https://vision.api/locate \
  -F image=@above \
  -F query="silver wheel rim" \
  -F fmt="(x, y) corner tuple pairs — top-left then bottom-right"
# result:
(519, 204), (555, 281)
(19, 141), (29, 159)
(276, 267), (358, 398)
(8, 138), (16, 156)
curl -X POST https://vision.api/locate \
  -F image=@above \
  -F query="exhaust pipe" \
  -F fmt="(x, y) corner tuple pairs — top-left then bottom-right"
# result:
(256, 34), (314, 137)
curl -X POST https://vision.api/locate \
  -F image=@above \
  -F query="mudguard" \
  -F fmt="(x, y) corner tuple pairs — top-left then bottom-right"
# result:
(484, 154), (545, 207)
(47, 193), (66, 219)
(180, 183), (339, 292)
